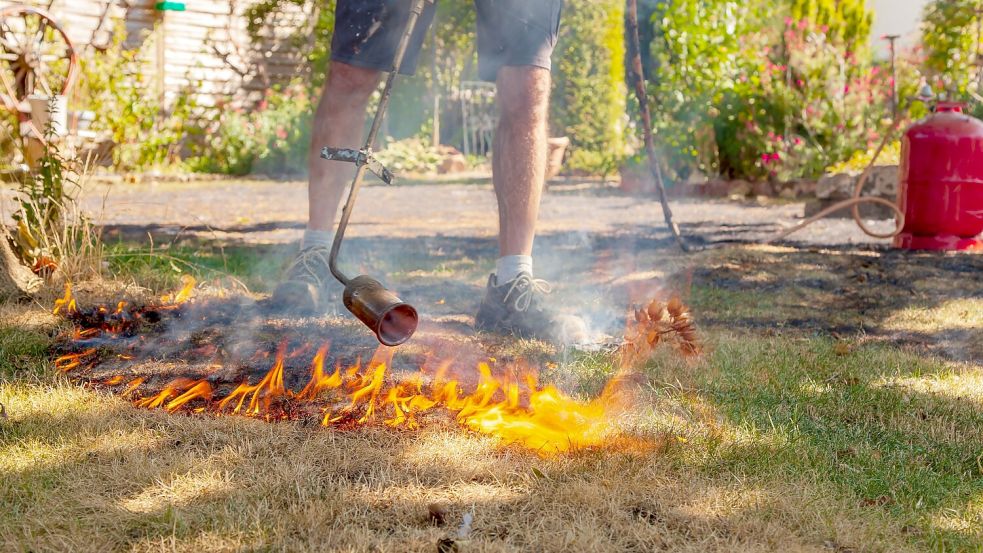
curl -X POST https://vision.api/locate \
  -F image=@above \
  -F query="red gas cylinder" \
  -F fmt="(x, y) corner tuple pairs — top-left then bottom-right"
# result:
(896, 102), (983, 251)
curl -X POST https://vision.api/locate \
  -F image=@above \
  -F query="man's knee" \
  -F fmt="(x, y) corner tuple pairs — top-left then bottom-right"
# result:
(496, 66), (551, 121)
(325, 61), (382, 99)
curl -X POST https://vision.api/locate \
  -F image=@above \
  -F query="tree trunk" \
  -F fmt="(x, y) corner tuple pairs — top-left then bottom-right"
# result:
(0, 235), (42, 301)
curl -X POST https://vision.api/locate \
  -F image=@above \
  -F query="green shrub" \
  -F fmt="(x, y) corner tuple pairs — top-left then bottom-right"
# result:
(187, 82), (312, 176)
(76, 22), (197, 171)
(789, 0), (872, 54)
(647, 0), (890, 181)
(551, 0), (628, 175)
(374, 137), (444, 175)
(827, 141), (901, 174)
(921, 0), (983, 117)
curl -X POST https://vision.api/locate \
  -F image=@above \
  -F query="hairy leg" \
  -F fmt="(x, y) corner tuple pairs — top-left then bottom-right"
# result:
(307, 62), (382, 232)
(492, 65), (552, 257)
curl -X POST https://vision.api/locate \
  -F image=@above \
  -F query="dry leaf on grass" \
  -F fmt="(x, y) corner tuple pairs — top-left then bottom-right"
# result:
(619, 295), (701, 367)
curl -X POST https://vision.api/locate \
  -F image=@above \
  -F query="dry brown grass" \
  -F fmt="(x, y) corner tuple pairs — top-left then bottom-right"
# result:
(0, 375), (916, 553)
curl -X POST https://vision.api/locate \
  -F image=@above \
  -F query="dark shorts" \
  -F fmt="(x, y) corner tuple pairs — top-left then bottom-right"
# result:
(331, 0), (563, 82)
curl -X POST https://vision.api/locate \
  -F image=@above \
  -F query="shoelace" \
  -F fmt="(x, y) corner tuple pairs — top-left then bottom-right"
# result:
(284, 247), (332, 288)
(503, 273), (553, 312)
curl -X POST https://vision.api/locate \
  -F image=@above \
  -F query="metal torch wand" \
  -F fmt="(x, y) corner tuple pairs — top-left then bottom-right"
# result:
(625, 0), (696, 252)
(321, 0), (430, 346)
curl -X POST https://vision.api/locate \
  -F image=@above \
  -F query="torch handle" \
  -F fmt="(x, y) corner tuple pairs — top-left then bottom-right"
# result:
(329, 0), (429, 285)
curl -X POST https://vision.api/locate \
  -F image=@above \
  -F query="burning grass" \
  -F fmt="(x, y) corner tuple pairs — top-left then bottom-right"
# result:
(49, 279), (699, 456)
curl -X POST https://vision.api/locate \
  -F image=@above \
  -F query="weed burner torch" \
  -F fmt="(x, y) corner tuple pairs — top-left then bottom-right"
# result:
(321, 0), (432, 346)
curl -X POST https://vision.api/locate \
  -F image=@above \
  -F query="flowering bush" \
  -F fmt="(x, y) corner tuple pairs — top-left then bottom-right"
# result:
(76, 22), (198, 171)
(920, 0), (983, 118)
(186, 82), (312, 176)
(732, 18), (894, 180)
(647, 0), (894, 181)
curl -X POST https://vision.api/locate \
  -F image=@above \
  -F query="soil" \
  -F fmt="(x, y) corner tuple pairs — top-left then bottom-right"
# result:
(70, 179), (893, 246)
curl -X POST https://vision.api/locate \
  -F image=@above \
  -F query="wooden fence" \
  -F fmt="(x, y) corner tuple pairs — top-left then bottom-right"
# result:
(0, 0), (313, 108)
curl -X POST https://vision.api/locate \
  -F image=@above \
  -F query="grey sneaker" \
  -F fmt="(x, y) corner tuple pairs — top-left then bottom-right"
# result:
(474, 272), (559, 341)
(271, 246), (339, 315)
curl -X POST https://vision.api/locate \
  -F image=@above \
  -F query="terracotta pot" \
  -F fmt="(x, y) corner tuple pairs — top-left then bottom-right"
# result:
(546, 136), (570, 179)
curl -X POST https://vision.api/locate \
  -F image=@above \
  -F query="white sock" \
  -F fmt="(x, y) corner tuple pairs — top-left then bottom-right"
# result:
(495, 255), (533, 282)
(301, 229), (334, 250)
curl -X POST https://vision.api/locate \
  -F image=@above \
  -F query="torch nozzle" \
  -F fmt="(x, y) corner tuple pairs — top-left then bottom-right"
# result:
(343, 276), (418, 346)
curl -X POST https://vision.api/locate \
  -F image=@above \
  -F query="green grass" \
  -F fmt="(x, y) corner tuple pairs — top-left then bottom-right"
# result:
(0, 325), (51, 379)
(104, 241), (290, 294)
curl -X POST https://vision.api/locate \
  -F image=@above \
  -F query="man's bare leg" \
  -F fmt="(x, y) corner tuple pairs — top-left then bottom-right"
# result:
(475, 65), (558, 340)
(307, 62), (382, 233)
(494, 66), (551, 258)
(274, 61), (380, 312)
(492, 65), (551, 275)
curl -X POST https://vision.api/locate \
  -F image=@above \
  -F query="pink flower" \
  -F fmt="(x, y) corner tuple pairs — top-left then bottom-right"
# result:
(276, 127), (287, 139)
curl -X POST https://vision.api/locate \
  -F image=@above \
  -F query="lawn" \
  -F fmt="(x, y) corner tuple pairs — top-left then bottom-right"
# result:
(0, 239), (981, 552)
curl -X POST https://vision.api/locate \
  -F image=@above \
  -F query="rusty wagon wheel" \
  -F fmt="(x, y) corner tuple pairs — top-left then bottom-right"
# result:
(0, 5), (78, 116)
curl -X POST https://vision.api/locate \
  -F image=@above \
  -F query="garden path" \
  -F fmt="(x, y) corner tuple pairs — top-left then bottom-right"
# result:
(76, 178), (894, 247)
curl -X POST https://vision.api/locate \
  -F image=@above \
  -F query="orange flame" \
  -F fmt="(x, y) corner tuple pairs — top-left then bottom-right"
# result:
(165, 380), (214, 412)
(53, 282), (77, 315)
(134, 378), (196, 409)
(54, 348), (96, 372)
(51, 276), (691, 455)
(296, 344), (342, 400)
(50, 276), (638, 454)
(72, 328), (100, 340)
(218, 343), (288, 416)
(161, 275), (196, 305)
(88, 346), (628, 454)
(122, 377), (145, 396)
